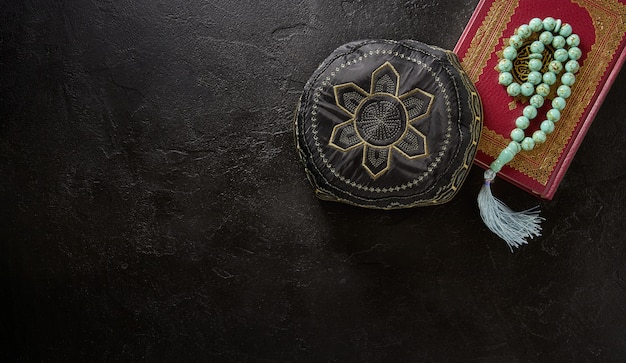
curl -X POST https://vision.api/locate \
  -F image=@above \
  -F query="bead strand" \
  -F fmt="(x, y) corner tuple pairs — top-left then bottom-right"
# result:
(493, 17), (581, 173)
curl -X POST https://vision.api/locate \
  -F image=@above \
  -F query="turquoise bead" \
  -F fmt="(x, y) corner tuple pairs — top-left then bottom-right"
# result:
(517, 24), (532, 38)
(552, 97), (567, 111)
(523, 105), (538, 119)
(516, 116), (530, 129)
(503, 46), (518, 60)
(510, 128), (525, 142)
(521, 137), (535, 151)
(541, 120), (555, 134)
(565, 59), (580, 73)
(498, 58), (513, 72)
(520, 82), (534, 96)
(554, 48), (569, 62)
(547, 108), (561, 122)
(529, 17), (544, 32)
(567, 34), (580, 47)
(539, 31), (554, 45)
(549, 60), (563, 73)
(554, 19), (563, 33)
(542, 72), (557, 85)
(535, 83), (550, 97)
(509, 34), (523, 48)
(530, 94), (544, 108)
(568, 47), (582, 60)
(498, 147), (516, 164)
(527, 71), (542, 85)
(528, 58), (543, 71)
(557, 84), (572, 98)
(490, 159), (504, 173)
(530, 41), (545, 54)
(543, 17), (556, 31)
(552, 35), (566, 49)
(561, 72), (576, 86)
(499, 72), (513, 86)
(533, 130), (547, 144)
(559, 23), (573, 37)
(508, 141), (521, 153)
(507, 83), (521, 96)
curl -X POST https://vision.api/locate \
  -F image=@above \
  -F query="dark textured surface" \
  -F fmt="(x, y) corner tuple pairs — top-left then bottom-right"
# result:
(2, 0), (625, 361)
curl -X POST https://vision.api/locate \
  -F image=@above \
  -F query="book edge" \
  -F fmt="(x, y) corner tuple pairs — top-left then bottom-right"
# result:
(543, 43), (626, 199)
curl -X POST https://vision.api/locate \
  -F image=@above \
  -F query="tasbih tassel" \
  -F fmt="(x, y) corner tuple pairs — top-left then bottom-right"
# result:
(478, 169), (543, 251)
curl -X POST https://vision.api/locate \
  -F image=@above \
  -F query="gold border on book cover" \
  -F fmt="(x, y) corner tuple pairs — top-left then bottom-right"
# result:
(461, 0), (626, 185)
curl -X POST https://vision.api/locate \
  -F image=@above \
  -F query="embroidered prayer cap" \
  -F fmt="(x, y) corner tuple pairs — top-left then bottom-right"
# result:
(295, 39), (482, 209)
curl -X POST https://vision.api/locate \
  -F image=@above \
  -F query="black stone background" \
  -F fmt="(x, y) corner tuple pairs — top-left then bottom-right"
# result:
(2, 0), (625, 361)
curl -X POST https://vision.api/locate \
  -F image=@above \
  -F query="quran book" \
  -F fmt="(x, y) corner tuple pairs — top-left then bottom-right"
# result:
(455, 0), (626, 199)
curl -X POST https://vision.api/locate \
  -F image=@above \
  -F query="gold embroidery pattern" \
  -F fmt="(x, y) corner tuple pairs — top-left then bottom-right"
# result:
(464, 0), (626, 185)
(294, 43), (483, 208)
(307, 46), (458, 196)
(432, 51), (483, 205)
(330, 62), (434, 179)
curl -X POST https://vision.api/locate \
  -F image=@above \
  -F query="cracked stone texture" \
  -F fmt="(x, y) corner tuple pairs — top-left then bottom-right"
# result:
(2, 0), (626, 361)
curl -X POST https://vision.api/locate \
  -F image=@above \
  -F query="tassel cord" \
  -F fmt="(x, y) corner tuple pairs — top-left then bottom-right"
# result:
(478, 172), (544, 251)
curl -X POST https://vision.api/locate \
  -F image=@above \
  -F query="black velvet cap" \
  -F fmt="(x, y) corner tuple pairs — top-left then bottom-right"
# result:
(295, 39), (482, 209)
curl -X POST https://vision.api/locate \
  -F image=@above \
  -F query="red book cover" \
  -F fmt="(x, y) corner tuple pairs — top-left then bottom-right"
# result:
(454, 0), (626, 199)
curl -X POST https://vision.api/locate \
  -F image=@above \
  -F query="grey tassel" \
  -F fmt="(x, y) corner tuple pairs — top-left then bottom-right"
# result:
(478, 169), (544, 251)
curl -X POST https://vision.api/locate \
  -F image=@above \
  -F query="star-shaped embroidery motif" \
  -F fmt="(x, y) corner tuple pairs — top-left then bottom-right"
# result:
(329, 61), (434, 179)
